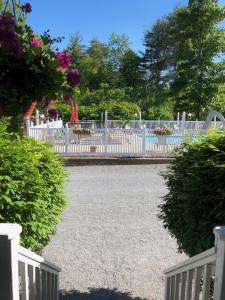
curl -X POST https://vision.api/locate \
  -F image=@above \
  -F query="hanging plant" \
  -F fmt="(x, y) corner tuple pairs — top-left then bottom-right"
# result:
(0, 0), (81, 128)
(153, 127), (173, 136)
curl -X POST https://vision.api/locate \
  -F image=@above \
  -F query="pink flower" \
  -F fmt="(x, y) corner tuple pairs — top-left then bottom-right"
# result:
(32, 37), (41, 48)
(56, 52), (71, 69)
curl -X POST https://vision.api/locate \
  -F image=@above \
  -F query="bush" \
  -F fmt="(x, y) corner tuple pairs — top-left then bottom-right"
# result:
(0, 120), (66, 252)
(159, 130), (225, 256)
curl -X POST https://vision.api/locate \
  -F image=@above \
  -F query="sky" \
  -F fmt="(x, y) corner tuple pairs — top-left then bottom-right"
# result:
(27, 0), (225, 52)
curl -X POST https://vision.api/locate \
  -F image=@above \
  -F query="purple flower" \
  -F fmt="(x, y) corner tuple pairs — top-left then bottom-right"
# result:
(0, 16), (23, 58)
(56, 52), (71, 69)
(67, 70), (80, 87)
(21, 3), (32, 13)
(63, 96), (72, 104)
(48, 109), (58, 120)
(0, 16), (16, 29)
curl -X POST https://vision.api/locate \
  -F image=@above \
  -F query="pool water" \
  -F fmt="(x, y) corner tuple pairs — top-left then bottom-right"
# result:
(145, 135), (200, 145)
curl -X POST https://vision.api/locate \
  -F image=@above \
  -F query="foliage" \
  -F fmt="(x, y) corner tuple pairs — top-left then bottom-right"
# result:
(52, 96), (140, 122)
(52, 101), (71, 122)
(159, 130), (225, 256)
(0, 119), (66, 251)
(142, 1), (225, 118)
(171, 0), (225, 118)
(80, 84), (131, 106)
(107, 33), (130, 70)
(143, 98), (174, 120)
(119, 50), (145, 88)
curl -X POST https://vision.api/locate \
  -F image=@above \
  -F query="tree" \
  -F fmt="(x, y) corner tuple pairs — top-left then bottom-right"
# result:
(79, 83), (131, 106)
(142, 7), (187, 86)
(108, 33), (130, 70)
(171, 0), (225, 118)
(142, 18), (171, 85)
(141, 8), (186, 116)
(67, 33), (86, 68)
(119, 50), (145, 88)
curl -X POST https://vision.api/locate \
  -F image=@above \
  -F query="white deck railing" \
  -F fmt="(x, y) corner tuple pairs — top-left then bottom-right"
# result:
(28, 127), (208, 157)
(164, 226), (225, 300)
(0, 223), (61, 300)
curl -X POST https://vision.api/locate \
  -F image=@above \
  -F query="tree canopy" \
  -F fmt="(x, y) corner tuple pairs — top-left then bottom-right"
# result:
(60, 0), (225, 121)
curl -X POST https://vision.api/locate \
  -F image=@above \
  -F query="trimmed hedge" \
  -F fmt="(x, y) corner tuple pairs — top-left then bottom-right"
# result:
(0, 120), (66, 252)
(159, 130), (225, 256)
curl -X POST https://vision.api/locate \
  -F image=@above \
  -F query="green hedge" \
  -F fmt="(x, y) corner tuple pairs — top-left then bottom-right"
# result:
(0, 120), (66, 252)
(159, 130), (225, 256)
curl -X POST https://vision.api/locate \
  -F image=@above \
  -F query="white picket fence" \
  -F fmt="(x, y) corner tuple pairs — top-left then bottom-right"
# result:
(28, 127), (207, 157)
(0, 223), (60, 300)
(164, 226), (225, 300)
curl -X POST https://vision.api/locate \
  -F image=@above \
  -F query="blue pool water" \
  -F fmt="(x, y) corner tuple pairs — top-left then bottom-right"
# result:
(145, 135), (200, 145)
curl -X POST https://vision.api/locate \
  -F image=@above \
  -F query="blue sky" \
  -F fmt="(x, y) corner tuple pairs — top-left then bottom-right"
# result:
(27, 0), (225, 52)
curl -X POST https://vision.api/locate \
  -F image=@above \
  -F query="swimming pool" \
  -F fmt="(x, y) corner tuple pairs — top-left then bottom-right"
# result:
(145, 135), (200, 145)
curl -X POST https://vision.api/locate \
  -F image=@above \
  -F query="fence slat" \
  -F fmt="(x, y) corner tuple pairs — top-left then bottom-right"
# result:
(180, 272), (187, 300)
(185, 270), (193, 300)
(35, 268), (41, 300)
(19, 261), (26, 300)
(174, 274), (180, 300)
(164, 277), (170, 300)
(202, 264), (212, 300)
(193, 267), (202, 300)
(170, 276), (175, 299)
(28, 264), (35, 300)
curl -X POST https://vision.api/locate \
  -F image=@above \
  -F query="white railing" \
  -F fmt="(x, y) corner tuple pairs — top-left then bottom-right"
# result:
(81, 120), (223, 130)
(164, 226), (225, 300)
(0, 223), (60, 300)
(28, 127), (208, 157)
(30, 119), (63, 129)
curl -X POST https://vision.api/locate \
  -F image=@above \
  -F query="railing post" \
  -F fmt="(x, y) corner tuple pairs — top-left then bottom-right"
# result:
(65, 124), (69, 154)
(142, 128), (146, 157)
(104, 128), (108, 157)
(214, 226), (225, 300)
(0, 223), (22, 300)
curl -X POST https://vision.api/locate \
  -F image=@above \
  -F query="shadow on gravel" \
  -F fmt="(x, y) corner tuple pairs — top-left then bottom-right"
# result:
(64, 158), (172, 166)
(59, 288), (148, 300)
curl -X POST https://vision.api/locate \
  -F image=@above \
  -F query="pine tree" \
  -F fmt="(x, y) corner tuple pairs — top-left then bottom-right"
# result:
(171, 0), (225, 118)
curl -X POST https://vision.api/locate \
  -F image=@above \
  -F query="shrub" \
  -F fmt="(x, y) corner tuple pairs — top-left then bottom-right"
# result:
(159, 130), (225, 256)
(0, 120), (66, 252)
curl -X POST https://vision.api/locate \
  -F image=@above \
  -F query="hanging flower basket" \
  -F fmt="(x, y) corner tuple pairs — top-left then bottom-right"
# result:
(153, 127), (173, 136)
(73, 126), (91, 136)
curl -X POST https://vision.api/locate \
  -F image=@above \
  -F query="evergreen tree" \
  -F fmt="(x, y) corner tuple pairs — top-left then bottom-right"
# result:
(171, 0), (225, 118)
(119, 49), (145, 88)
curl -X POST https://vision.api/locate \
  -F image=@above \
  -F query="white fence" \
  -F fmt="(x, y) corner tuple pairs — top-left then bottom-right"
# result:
(164, 226), (225, 300)
(0, 223), (60, 300)
(28, 127), (207, 157)
(78, 120), (223, 130)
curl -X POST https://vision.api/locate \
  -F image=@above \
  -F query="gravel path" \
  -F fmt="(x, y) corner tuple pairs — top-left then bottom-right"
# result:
(43, 164), (186, 300)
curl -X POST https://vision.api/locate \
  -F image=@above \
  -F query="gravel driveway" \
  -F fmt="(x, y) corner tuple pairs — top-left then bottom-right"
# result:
(43, 164), (186, 300)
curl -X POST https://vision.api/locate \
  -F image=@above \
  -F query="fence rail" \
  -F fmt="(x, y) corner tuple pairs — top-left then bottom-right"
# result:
(28, 127), (208, 157)
(164, 226), (225, 300)
(0, 223), (60, 300)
